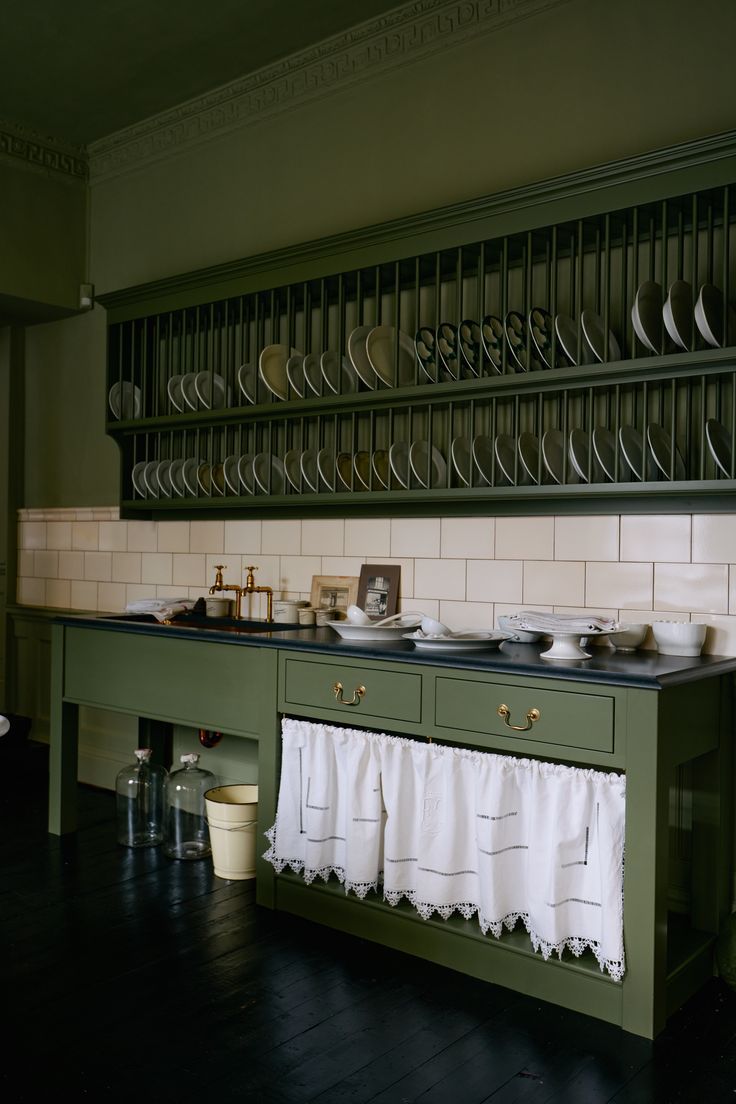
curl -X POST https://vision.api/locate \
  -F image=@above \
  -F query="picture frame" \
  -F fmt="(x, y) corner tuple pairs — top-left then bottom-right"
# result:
(310, 574), (359, 614)
(357, 564), (401, 620)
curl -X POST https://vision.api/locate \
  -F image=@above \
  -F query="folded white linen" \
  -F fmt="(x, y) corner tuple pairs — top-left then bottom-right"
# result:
(507, 610), (618, 634)
(265, 718), (626, 980)
(124, 597), (195, 622)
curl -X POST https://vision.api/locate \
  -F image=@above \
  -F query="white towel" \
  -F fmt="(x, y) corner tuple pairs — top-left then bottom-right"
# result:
(265, 719), (626, 980)
(125, 597), (195, 622)
(507, 610), (618, 634)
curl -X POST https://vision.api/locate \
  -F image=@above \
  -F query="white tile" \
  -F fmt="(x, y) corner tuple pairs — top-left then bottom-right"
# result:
(157, 585), (187, 599)
(97, 582), (127, 612)
(345, 518), (391, 557)
(157, 521), (190, 553)
(58, 551), (84, 579)
(224, 520), (261, 554)
(654, 563), (728, 614)
(697, 615), (736, 657)
(98, 521), (128, 552)
(414, 559), (465, 601)
(407, 596), (439, 619)
(111, 552), (142, 584)
(34, 550), (58, 578)
(377, 558), (414, 601)
(18, 550), (34, 576)
(262, 519), (301, 554)
(321, 557), (364, 577)
(441, 517), (495, 559)
(17, 577), (45, 605)
(141, 553), (173, 586)
(586, 562), (653, 610)
(692, 515), (736, 564)
(554, 604), (618, 620)
(46, 521), (72, 550)
(620, 515), (691, 563)
(188, 586), (211, 603)
(71, 521), (98, 551)
(172, 553), (206, 587)
(523, 561), (585, 606)
(127, 521), (158, 553)
(730, 567), (736, 615)
(438, 600), (495, 631)
(71, 580), (98, 610)
(46, 578), (71, 609)
(391, 518), (440, 558)
(302, 519), (345, 556)
(84, 552), (112, 582)
(190, 520), (224, 554)
(625, 609), (688, 650)
(467, 559), (523, 603)
(555, 516), (619, 562)
(280, 556), (323, 594)
(496, 516), (554, 559)
(125, 583), (152, 606)
(495, 602), (553, 626)
(242, 555), (279, 590)
(19, 521), (47, 550)
(205, 554), (241, 591)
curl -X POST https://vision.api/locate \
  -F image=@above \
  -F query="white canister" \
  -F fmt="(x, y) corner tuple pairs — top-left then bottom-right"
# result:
(273, 599), (301, 623)
(298, 607), (316, 626)
(205, 597), (232, 617)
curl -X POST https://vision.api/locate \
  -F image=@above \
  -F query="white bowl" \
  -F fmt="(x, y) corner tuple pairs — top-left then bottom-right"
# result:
(497, 615), (542, 643)
(609, 623), (648, 652)
(652, 621), (706, 657)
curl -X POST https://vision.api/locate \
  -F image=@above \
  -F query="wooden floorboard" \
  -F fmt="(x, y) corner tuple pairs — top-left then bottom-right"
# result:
(2, 756), (736, 1103)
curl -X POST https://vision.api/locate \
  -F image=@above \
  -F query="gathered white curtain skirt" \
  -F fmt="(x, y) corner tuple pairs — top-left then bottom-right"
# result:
(264, 718), (626, 980)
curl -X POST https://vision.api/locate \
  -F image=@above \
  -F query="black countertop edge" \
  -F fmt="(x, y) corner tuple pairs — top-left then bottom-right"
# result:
(53, 613), (736, 690)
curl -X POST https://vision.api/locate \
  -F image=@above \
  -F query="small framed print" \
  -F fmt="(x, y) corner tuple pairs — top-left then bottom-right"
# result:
(357, 564), (400, 620)
(310, 574), (359, 614)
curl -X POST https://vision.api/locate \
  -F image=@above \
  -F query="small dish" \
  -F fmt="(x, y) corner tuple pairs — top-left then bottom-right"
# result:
(652, 620), (706, 657)
(194, 371), (227, 410)
(609, 623), (648, 652)
(518, 431), (542, 484)
(259, 345), (296, 401)
(321, 350), (359, 395)
(328, 619), (422, 642)
(223, 454), (241, 494)
(109, 380), (141, 420)
(554, 313), (583, 366)
(180, 372), (200, 411)
(196, 461), (212, 496)
(143, 460), (161, 498)
(182, 457), (201, 496)
(253, 453), (286, 494)
(450, 436), (473, 487)
(694, 284), (736, 348)
(372, 449), (390, 489)
(493, 433), (518, 485)
(366, 326), (415, 387)
(131, 461), (148, 497)
(167, 375), (185, 412)
(168, 458), (186, 497)
(592, 425), (623, 482)
(505, 310), (542, 372)
(388, 441), (412, 489)
(415, 327), (439, 383)
(316, 447), (337, 492)
(336, 452), (354, 490)
(569, 428), (607, 483)
(632, 281), (663, 353)
(236, 453), (255, 495)
(211, 463), (225, 495)
(619, 425), (658, 481)
(403, 630), (511, 653)
(646, 422), (686, 480)
(581, 309), (621, 363)
(458, 320), (482, 376)
(470, 434), (493, 486)
(705, 418), (733, 477)
(237, 362), (258, 404)
(302, 352), (323, 397)
(541, 427), (567, 484)
(436, 323), (460, 380)
(299, 448), (320, 492)
(285, 353), (306, 398)
(663, 280), (693, 350)
(347, 325), (377, 389)
(353, 450), (372, 490)
(409, 440), (446, 489)
(156, 459), (173, 498)
(480, 315), (504, 374)
(284, 449), (303, 492)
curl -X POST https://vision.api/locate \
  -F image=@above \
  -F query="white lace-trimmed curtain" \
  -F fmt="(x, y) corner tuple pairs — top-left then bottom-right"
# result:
(265, 718), (626, 980)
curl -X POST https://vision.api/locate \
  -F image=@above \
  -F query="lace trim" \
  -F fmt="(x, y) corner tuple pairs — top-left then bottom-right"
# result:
(263, 828), (624, 981)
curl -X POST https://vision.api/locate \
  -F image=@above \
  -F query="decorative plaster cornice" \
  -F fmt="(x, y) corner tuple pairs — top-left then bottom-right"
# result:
(0, 119), (87, 181)
(88, 0), (570, 183)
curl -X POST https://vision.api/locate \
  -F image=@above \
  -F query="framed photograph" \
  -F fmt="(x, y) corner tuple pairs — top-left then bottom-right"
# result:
(357, 564), (401, 620)
(310, 574), (359, 614)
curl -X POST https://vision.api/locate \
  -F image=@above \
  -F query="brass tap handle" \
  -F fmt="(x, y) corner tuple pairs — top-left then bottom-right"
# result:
(212, 564), (226, 588)
(245, 564), (258, 587)
(497, 704), (540, 732)
(333, 681), (366, 707)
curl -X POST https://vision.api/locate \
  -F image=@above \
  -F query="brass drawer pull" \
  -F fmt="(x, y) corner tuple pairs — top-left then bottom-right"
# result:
(333, 681), (366, 707)
(497, 703), (541, 731)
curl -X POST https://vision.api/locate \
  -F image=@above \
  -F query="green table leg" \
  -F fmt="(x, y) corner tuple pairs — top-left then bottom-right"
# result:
(48, 624), (79, 835)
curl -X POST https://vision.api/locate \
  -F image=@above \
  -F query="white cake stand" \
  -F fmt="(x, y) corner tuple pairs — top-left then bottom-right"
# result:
(539, 631), (610, 660)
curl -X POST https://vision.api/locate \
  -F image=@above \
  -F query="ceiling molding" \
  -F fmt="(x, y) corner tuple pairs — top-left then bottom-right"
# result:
(88, 0), (570, 184)
(0, 119), (87, 181)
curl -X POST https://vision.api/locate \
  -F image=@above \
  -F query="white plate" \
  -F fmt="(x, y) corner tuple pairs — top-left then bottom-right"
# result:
(143, 460), (161, 498)
(317, 447), (337, 491)
(518, 432), (542, 484)
(236, 453), (255, 495)
(211, 463), (225, 496)
(196, 461), (212, 496)
(194, 371), (227, 409)
(646, 423), (686, 480)
(180, 372), (200, 411)
(131, 461), (148, 497)
(156, 459), (173, 498)
(409, 440), (446, 489)
(223, 455), (240, 494)
(328, 619), (422, 641)
(258, 345), (295, 401)
(109, 380), (141, 420)
(285, 354), (306, 398)
(493, 433), (517, 485)
(302, 352), (323, 397)
(182, 457), (200, 496)
(353, 450), (372, 490)
(284, 449), (303, 491)
(372, 449), (390, 489)
(694, 284), (734, 348)
(403, 630), (511, 652)
(347, 325), (377, 389)
(321, 350), (359, 395)
(554, 314), (585, 366)
(389, 441), (411, 488)
(541, 428), (567, 484)
(336, 452), (354, 490)
(481, 315), (504, 374)
(237, 362), (258, 404)
(450, 436), (473, 486)
(168, 458), (186, 497)
(568, 428), (606, 483)
(470, 435), (493, 486)
(631, 281), (663, 353)
(619, 425), (658, 481)
(300, 448), (320, 492)
(705, 418), (733, 476)
(366, 326), (415, 387)
(253, 453), (286, 494)
(663, 280), (693, 350)
(167, 375), (185, 412)
(581, 309), (621, 362)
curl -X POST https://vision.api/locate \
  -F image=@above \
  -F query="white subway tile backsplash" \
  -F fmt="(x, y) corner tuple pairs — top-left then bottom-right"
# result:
(111, 551), (142, 584)
(190, 520), (224, 554)
(126, 521), (157, 553)
(157, 521), (191, 553)
(46, 521), (72, 550)
(392, 518), (440, 558)
(46, 578), (71, 609)
(555, 516), (619, 562)
(71, 580), (98, 610)
(98, 582), (127, 612)
(320, 557), (364, 578)
(414, 558), (465, 601)
(224, 520), (261, 554)
(98, 521), (128, 552)
(280, 555), (323, 594)
(141, 553), (173, 586)
(19, 521), (46, 550)
(302, 519), (344, 556)
(620, 515), (691, 563)
(692, 515), (736, 564)
(467, 559), (522, 603)
(441, 518), (495, 559)
(125, 583), (152, 606)
(18, 550), (34, 576)
(84, 551), (112, 582)
(18, 577), (45, 605)
(496, 516), (554, 560)
(34, 550), (58, 578)
(586, 562), (653, 610)
(71, 522), (98, 551)
(345, 518), (391, 557)
(654, 563), (729, 614)
(58, 551), (84, 579)
(262, 520), (301, 554)
(524, 561), (585, 607)
(438, 600), (495, 630)
(172, 553), (206, 587)
(697, 615), (736, 657)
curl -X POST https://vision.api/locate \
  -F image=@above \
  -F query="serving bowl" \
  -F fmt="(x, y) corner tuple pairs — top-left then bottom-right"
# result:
(608, 623), (648, 652)
(652, 620), (707, 657)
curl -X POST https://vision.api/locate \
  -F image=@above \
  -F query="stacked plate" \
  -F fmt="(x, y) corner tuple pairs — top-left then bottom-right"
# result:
(167, 371), (229, 411)
(109, 381), (141, 420)
(632, 280), (735, 352)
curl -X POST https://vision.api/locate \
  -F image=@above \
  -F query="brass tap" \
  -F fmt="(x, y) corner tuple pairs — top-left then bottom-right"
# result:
(208, 563), (244, 619)
(243, 565), (274, 622)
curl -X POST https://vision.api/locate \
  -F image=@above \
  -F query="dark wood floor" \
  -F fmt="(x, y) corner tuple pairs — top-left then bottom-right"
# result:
(2, 746), (736, 1103)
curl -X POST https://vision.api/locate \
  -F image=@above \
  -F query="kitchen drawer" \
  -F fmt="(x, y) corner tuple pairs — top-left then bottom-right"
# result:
(434, 675), (614, 753)
(281, 656), (422, 725)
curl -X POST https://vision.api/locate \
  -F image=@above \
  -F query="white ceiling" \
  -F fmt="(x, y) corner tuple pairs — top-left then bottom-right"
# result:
(0, 0), (404, 146)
